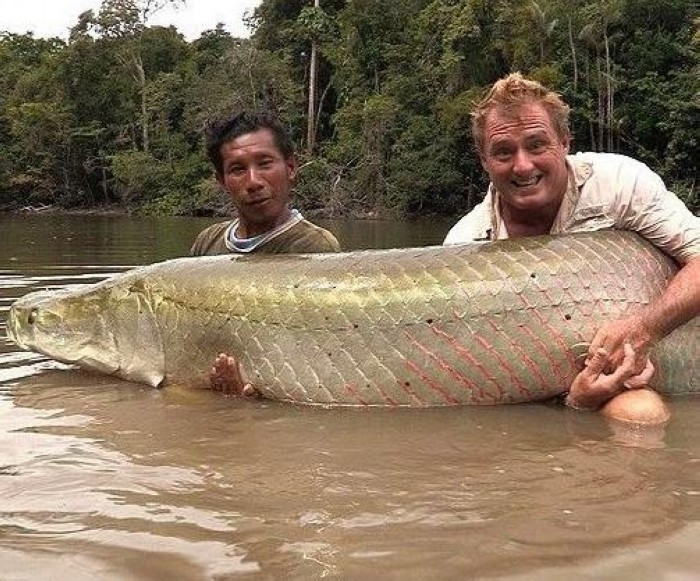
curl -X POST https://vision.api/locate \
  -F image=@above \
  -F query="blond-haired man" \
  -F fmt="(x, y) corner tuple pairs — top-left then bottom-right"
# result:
(445, 73), (700, 424)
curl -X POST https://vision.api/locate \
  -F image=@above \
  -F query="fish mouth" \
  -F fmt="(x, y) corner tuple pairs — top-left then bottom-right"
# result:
(6, 302), (33, 349)
(6, 308), (21, 346)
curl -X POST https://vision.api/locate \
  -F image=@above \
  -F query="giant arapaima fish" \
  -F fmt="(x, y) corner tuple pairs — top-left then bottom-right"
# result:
(8, 231), (699, 406)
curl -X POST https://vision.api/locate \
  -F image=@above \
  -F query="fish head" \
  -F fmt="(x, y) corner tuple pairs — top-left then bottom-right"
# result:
(8, 280), (165, 387)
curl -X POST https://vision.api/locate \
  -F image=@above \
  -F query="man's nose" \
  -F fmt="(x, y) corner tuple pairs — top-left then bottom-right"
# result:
(512, 149), (534, 174)
(245, 166), (264, 189)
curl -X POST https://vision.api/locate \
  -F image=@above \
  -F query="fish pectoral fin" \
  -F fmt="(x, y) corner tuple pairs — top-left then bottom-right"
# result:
(119, 366), (165, 388)
(79, 353), (120, 375)
(114, 293), (166, 388)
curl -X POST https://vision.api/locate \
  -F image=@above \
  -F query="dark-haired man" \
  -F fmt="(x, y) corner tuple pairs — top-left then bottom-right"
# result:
(193, 111), (340, 396)
(191, 110), (340, 256)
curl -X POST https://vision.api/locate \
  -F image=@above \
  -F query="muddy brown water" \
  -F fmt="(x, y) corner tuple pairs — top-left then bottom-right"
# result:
(1, 214), (698, 580)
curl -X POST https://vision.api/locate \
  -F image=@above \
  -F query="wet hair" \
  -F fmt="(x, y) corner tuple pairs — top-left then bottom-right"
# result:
(471, 72), (571, 156)
(205, 111), (295, 176)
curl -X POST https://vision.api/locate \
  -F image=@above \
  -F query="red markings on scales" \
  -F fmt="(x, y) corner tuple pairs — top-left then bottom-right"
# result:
(403, 326), (497, 404)
(516, 292), (580, 374)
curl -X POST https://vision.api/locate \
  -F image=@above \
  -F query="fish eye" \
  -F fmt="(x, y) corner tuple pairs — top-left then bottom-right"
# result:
(27, 309), (38, 325)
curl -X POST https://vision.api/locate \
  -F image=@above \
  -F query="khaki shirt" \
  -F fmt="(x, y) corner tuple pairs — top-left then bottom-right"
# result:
(190, 218), (341, 256)
(444, 152), (700, 264)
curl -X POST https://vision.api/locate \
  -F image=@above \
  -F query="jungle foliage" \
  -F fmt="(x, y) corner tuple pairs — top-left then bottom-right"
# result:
(0, 0), (697, 216)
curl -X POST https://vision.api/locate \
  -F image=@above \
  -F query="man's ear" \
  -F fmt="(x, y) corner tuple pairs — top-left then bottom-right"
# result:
(286, 156), (299, 181)
(478, 153), (489, 172)
(561, 133), (571, 155)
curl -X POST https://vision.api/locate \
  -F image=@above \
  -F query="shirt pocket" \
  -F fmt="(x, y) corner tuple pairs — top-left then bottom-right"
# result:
(567, 205), (616, 232)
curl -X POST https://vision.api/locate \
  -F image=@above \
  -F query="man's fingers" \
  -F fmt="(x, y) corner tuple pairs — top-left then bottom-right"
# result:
(587, 332), (627, 373)
(213, 353), (233, 373)
(623, 359), (655, 389)
(236, 360), (251, 384)
(638, 358), (655, 382)
(209, 353), (244, 394)
(631, 347), (652, 376)
(608, 343), (638, 384)
(583, 348), (609, 375)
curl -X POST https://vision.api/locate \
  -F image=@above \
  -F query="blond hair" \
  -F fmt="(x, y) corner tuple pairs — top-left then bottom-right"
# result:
(471, 72), (570, 155)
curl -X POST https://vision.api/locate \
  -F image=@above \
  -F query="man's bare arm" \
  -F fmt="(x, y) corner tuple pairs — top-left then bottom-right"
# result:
(588, 255), (700, 372)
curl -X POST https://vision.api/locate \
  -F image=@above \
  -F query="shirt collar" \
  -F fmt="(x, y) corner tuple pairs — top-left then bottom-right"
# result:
(552, 156), (593, 232)
(225, 209), (302, 253)
(487, 155), (594, 239)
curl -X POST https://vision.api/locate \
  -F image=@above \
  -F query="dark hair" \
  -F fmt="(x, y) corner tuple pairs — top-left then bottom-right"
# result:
(204, 111), (295, 176)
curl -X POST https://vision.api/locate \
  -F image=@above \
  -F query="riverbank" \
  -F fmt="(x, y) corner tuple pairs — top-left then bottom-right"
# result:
(2, 203), (424, 222)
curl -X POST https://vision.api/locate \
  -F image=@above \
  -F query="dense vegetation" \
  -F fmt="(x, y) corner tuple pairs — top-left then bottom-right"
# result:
(0, 0), (697, 217)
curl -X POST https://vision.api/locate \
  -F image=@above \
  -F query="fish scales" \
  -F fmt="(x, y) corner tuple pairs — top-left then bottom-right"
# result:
(7, 230), (699, 406)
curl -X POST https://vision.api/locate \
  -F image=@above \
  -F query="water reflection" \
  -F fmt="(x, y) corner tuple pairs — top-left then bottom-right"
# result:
(2, 369), (697, 578)
(1, 213), (456, 265)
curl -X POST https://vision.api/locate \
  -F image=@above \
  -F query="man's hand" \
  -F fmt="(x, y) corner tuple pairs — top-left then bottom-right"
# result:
(566, 343), (654, 411)
(587, 314), (656, 375)
(209, 353), (258, 398)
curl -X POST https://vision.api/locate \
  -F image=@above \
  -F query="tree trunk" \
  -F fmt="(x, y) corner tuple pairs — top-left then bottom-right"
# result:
(306, 0), (320, 155)
(567, 16), (578, 93)
(603, 29), (613, 151)
(136, 55), (149, 153)
(315, 79), (332, 147)
(306, 40), (317, 153)
(597, 56), (604, 152)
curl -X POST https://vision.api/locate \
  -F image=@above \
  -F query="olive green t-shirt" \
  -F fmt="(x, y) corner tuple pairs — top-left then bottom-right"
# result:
(190, 218), (341, 256)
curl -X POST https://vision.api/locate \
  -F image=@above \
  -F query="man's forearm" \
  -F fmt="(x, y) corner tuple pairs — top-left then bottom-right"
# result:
(640, 256), (700, 340)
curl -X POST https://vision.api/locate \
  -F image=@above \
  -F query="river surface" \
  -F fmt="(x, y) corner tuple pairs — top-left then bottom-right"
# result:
(0, 214), (698, 580)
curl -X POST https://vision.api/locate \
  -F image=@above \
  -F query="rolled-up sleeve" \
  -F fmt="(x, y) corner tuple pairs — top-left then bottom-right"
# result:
(443, 199), (492, 244)
(612, 159), (700, 264)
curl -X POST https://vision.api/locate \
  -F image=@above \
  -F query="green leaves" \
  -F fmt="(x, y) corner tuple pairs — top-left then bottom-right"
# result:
(0, 0), (695, 218)
(296, 5), (338, 43)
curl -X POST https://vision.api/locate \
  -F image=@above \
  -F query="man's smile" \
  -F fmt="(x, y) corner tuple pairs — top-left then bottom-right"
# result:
(511, 175), (542, 188)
